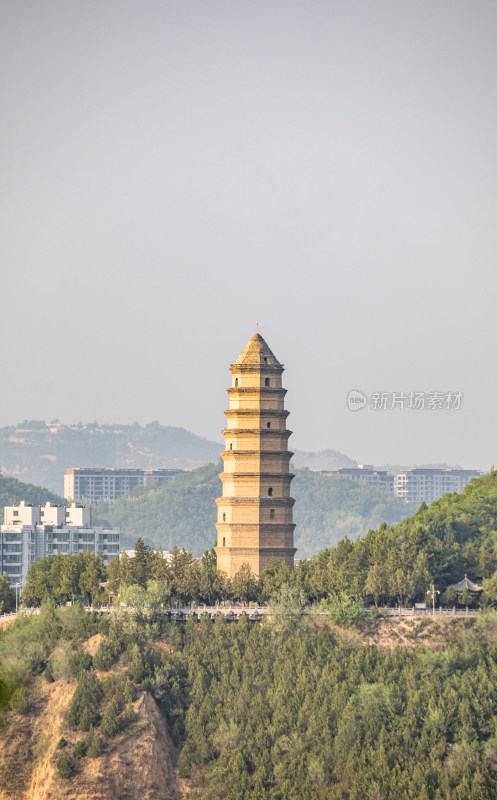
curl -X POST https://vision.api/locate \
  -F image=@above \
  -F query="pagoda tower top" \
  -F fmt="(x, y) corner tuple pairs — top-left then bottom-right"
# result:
(231, 332), (283, 370)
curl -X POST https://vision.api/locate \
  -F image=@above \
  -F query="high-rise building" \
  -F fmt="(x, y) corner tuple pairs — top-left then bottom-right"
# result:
(394, 468), (482, 504)
(0, 502), (120, 584)
(215, 333), (296, 578)
(64, 467), (188, 503)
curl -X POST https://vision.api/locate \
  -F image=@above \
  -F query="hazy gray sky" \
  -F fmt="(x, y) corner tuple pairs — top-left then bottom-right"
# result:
(1, 1), (496, 469)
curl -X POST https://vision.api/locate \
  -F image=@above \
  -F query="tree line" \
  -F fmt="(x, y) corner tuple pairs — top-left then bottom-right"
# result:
(15, 470), (497, 611)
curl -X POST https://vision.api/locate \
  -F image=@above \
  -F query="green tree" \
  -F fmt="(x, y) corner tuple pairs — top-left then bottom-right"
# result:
(79, 553), (105, 605)
(364, 562), (388, 606)
(322, 591), (365, 628)
(106, 556), (121, 597)
(130, 537), (154, 587)
(68, 670), (102, 728)
(199, 549), (223, 604)
(146, 579), (170, 610)
(22, 558), (53, 606)
(480, 539), (497, 579)
(57, 752), (76, 778)
(100, 696), (120, 738)
(231, 564), (258, 603)
(0, 572), (16, 613)
(444, 586), (459, 607)
(85, 726), (102, 757)
(460, 587), (474, 609)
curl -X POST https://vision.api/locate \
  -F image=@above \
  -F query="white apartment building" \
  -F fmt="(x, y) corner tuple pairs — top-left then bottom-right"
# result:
(318, 465), (395, 493)
(64, 467), (189, 503)
(0, 502), (120, 584)
(394, 469), (482, 505)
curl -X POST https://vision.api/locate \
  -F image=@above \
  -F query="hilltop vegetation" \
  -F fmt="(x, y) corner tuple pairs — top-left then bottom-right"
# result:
(0, 472), (64, 510)
(21, 470), (497, 609)
(95, 463), (412, 556)
(301, 468), (497, 606)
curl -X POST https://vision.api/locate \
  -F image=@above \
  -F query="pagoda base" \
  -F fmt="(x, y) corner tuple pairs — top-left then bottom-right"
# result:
(215, 545), (296, 579)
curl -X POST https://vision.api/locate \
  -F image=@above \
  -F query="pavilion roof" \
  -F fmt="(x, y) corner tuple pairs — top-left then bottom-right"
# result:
(451, 574), (483, 593)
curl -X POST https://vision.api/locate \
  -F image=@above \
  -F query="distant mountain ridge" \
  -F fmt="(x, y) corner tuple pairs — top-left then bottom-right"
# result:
(0, 420), (359, 495)
(0, 421), (223, 494)
(291, 449), (357, 470)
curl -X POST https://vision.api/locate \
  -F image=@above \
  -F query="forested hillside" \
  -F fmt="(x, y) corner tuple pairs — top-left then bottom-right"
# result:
(302, 468), (497, 604)
(3, 603), (497, 800)
(95, 463), (412, 556)
(0, 473), (65, 522)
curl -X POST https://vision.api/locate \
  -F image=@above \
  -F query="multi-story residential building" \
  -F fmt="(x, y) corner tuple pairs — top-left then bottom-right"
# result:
(0, 502), (120, 584)
(394, 469), (482, 505)
(318, 465), (395, 493)
(64, 467), (189, 503)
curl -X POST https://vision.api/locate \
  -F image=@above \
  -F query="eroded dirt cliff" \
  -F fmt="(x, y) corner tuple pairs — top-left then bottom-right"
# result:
(0, 667), (184, 800)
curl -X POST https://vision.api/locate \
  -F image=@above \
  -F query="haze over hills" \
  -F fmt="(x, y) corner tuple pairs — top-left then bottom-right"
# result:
(0, 421), (222, 494)
(0, 421), (359, 495)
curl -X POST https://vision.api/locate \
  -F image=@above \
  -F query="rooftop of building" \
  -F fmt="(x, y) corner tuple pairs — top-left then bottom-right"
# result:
(396, 468), (482, 476)
(451, 575), (483, 593)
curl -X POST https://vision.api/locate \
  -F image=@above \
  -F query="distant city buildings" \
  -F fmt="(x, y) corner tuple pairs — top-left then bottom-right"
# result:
(394, 468), (482, 505)
(0, 501), (120, 584)
(318, 465), (394, 493)
(317, 465), (482, 505)
(64, 467), (190, 503)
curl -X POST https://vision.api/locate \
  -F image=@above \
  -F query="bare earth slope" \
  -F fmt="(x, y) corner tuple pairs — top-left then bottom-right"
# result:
(0, 674), (182, 800)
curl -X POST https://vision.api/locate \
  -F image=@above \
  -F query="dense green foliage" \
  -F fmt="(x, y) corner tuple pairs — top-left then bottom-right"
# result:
(5, 589), (497, 798)
(160, 613), (497, 800)
(21, 470), (497, 609)
(96, 463), (412, 556)
(0, 573), (16, 614)
(22, 551), (106, 606)
(0, 603), (101, 714)
(297, 469), (497, 606)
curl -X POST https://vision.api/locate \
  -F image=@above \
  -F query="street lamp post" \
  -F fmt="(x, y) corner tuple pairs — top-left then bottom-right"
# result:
(428, 583), (440, 616)
(15, 580), (24, 613)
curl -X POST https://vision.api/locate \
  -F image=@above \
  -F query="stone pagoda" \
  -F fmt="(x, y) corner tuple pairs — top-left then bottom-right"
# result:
(215, 333), (296, 578)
